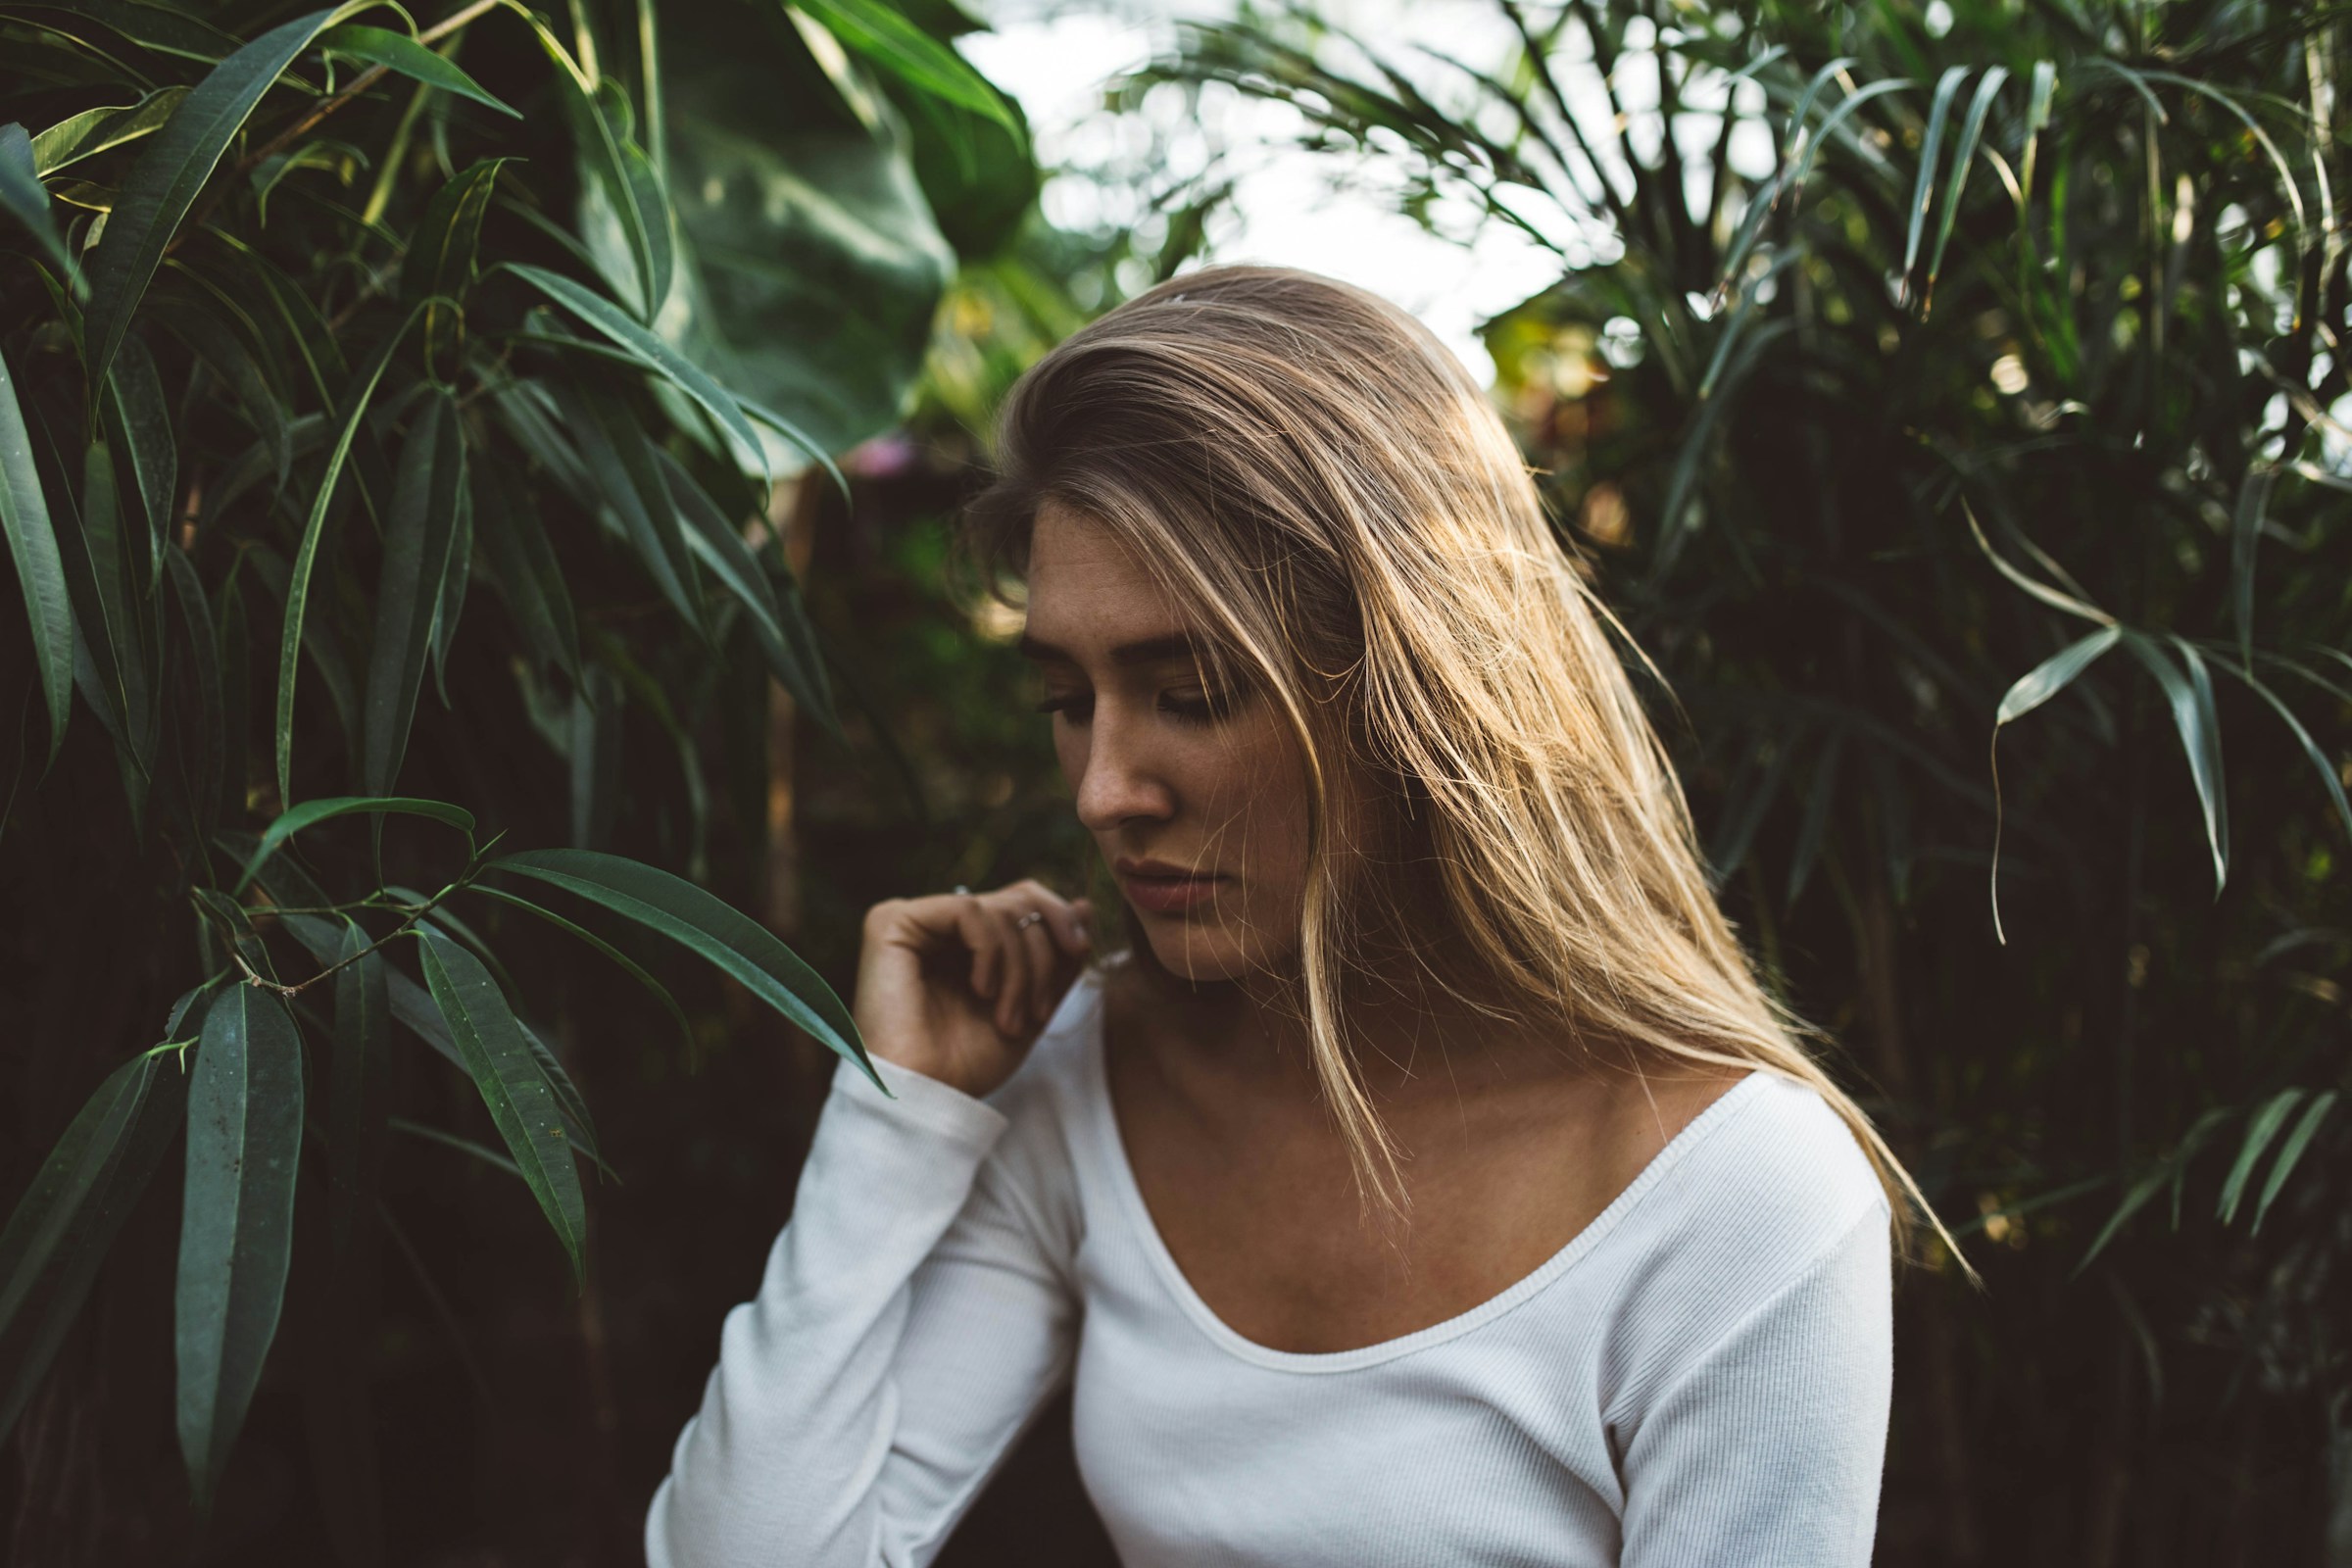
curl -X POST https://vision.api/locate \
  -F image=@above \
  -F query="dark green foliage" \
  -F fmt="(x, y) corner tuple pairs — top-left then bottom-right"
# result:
(0, 0), (1035, 1534)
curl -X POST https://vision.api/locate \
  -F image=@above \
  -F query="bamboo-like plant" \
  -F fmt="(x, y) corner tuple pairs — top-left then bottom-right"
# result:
(0, 0), (1033, 1537)
(1142, 0), (2348, 1551)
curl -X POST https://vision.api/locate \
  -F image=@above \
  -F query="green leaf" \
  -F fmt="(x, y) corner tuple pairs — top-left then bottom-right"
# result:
(1923, 66), (2007, 315)
(465, 882), (695, 1055)
(77, 439), (156, 783)
(327, 919), (392, 1269)
(81, 4), (365, 392)
(516, 12), (668, 319)
(1900, 66), (1971, 309)
(486, 848), (874, 1085)
(361, 392), (466, 796)
(2073, 1108), (2230, 1277)
(399, 158), (511, 368)
(165, 545), (224, 831)
(102, 332), (175, 590)
(234, 795), (476, 895)
(791, 0), (1025, 143)
(30, 88), (190, 175)
(0, 343), (75, 765)
(656, 448), (836, 730)
(509, 264), (767, 484)
(276, 301), (429, 807)
(0, 1049), (188, 1445)
(318, 24), (519, 118)
(2217, 1089), (2303, 1225)
(0, 122), (77, 286)
(2250, 1092), (2337, 1235)
(428, 477), (471, 708)
(415, 928), (588, 1286)
(547, 375), (707, 636)
(390, 1116), (521, 1180)
(472, 463), (581, 680)
(2226, 665), (2352, 846)
(176, 983), (305, 1514)
(2123, 632), (2229, 895)
(1996, 626), (2122, 727)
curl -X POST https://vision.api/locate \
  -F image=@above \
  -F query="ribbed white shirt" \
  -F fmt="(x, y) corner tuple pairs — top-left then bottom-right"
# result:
(645, 967), (1895, 1567)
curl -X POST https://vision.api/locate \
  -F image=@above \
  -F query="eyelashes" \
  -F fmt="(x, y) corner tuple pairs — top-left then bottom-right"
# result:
(1032, 689), (1240, 726)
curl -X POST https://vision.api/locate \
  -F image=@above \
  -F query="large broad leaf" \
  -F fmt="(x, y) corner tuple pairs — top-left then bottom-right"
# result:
(0, 1047), (190, 1444)
(361, 392), (466, 795)
(0, 343), (74, 764)
(485, 848), (874, 1085)
(415, 928), (589, 1286)
(81, 4), (365, 390)
(644, 25), (956, 466)
(176, 983), (306, 1514)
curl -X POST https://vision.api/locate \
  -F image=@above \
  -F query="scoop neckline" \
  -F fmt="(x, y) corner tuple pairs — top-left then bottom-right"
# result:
(1067, 971), (1770, 1375)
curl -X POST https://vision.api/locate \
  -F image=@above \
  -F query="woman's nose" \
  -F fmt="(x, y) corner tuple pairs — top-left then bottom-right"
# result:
(1073, 711), (1175, 832)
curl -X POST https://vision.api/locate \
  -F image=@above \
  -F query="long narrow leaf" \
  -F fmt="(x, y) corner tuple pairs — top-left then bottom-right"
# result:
(486, 848), (874, 1085)
(0, 122), (76, 285)
(361, 392), (466, 795)
(234, 795), (475, 894)
(318, 24), (519, 118)
(81, 5), (364, 390)
(415, 929), (588, 1286)
(0, 344), (74, 764)
(2217, 1089), (2303, 1224)
(0, 1050), (188, 1445)
(275, 302), (429, 806)
(2250, 1093), (2337, 1234)
(176, 984), (305, 1514)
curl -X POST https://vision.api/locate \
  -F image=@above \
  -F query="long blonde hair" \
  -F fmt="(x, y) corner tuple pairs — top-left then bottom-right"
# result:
(963, 264), (1958, 1272)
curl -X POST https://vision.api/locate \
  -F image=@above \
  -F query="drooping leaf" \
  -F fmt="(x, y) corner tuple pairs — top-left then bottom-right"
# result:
(0, 343), (75, 764)
(318, 24), (519, 118)
(471, 462), (580, 680)
(2250, 1092), (2337, 1235)
(509, 264), (767, 483)
(400, 158), (511, 368)
(165, 545), (224, 839)
(2217, 1089), (2303, 1225)
(81, 4), (366, 391)
(1923, 66), (2007, 313)
(275, 303), (428, 807)
(175, 983), (306, 1514)
(546, 375), (707, 637)
(486, 848), (873, 1084)
(466, 881), (695, 1054)
(0, 1049), (189, 1445)
(2122, 632), (2229, 895)
(428, 479), (471, 709)
(327, 918), (392, 1270)
(791, 0), (1025, 141)
(656, 447), (836, 729)
(515, 13), (668, 319)
(415, 928), (588, 1286)
(102, 331), (175, 589)
(361, 392), (466, 797)
(234, 795), (476, 895)
(0, 122), (77, 285)
(1899, 66), (1971, 309)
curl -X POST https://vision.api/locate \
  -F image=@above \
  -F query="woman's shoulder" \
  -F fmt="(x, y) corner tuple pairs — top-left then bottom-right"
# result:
(1655, 1067), (1889, 1244)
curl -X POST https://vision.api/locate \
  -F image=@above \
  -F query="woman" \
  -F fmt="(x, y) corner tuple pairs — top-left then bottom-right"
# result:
(645, 266), (1946, 1567)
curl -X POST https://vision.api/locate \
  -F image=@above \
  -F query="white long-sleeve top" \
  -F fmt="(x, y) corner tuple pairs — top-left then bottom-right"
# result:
(645, 967), (1895, 1567)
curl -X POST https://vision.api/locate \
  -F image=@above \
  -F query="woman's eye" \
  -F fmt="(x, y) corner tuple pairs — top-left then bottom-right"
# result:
(1159, 688), (1237, 724)
(1034, 692), (1093, 721)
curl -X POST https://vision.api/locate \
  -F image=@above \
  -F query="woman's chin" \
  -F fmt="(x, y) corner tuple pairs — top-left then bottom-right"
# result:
(1144, 921), (1290, 987)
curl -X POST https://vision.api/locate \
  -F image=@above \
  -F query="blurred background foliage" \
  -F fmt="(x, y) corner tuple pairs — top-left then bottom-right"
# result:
(1, 0), (2348, 1564)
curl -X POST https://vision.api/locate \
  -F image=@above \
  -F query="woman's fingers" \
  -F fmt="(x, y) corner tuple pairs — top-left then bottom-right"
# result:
(1014, 906), (1059, 1024)
(877, 882), (1092, 1036)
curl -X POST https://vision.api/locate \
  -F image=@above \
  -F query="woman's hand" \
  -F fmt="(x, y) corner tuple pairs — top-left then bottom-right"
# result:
(853, 880), (1095, 1101)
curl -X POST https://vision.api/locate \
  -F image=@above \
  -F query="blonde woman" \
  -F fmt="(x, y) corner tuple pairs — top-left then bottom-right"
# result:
(646, 266), (1943, 1567)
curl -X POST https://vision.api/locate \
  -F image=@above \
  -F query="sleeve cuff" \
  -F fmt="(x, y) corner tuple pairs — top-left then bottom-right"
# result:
(828, 1049), (1011, 1155)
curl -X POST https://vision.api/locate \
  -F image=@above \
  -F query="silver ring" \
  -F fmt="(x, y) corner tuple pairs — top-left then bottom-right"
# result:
(954, 884), (971, 896)
(1014, 910), (1044, 931)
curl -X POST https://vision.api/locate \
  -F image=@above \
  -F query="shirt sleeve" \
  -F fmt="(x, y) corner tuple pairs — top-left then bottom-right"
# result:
(1616, 1198), (1894, 1568)
(644, 1050), (1084, 1568)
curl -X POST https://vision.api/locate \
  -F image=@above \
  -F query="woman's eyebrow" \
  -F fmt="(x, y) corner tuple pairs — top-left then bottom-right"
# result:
(1015, 632), (1200, 667)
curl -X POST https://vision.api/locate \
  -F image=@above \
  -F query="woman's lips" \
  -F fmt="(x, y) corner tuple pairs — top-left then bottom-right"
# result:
(1114, 864), (1224, 915)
